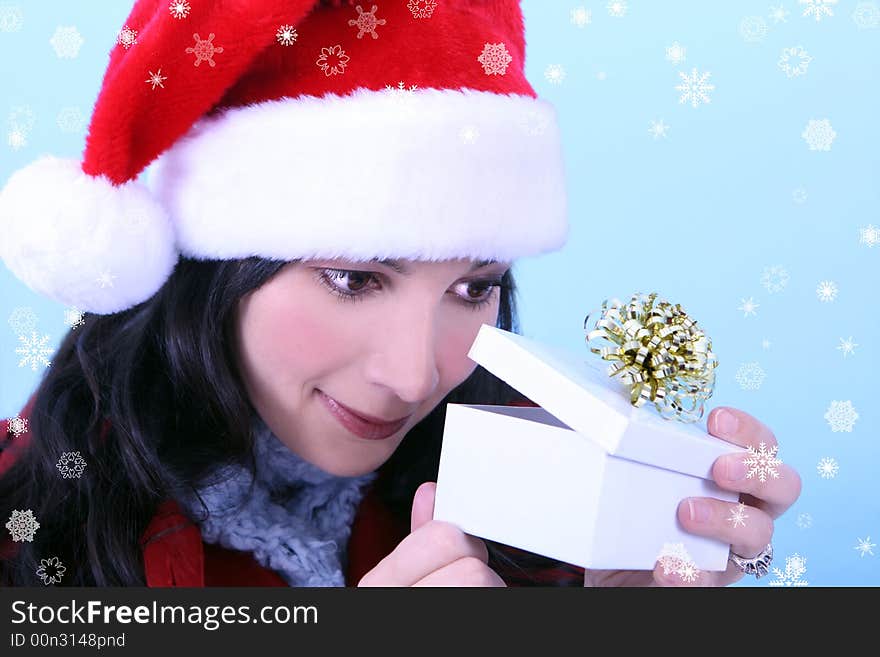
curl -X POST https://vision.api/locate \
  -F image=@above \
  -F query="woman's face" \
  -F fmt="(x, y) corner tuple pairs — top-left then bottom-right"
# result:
(234, 257), (512, 477)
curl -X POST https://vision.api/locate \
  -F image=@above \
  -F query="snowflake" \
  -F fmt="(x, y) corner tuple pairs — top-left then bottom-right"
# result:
(56, 106), (86, 134)
(571, 6), (592, 28)
(649, 119), (670, 139)
(544, 64), (566, 84)
(460, 125), (480, 144)
(16, 331), (53, 371)
(316, 44), (350, 76)
(859, 224), (880, 247)
(276, 24), (298, 46)
(607, 1), (628, 18)
(116, 25), (137, 50)
(145, 68), (167, 90)
(169, 0), (191, 19)
(185, 32), (224, 67)
(743, 441), (782, 482)
(824, 400), (858, 432)
(6, 509), (40, 542)
(57, 451), (87, 479)
(728, 502), (749, 528)
(799, 0), (837, 22)
(0, 4), (23, 32)
(8, 105), (36, 133)
(817, 456), (839, 479)
(761, 264), (789, 293)
(816, 279), (837, 302)
(769, 5), (790, 23)
(7, 415), (28, 438)
(49, 26), (84, 59)
(836, 337), (858, 358)
(64, 307), (86, 330)
(738, 297), (759, 317)
(7, 128), (26, 150)
(676, 68), (715, 108)
(36, 556), (66, 585)
(768, 553), (809, 586)
(656, 542), (701, 583)
(665, 42), (686, 65)
(407, 0), (437, 19)
(762, 338), (772, 350)
(518, 110), (549, 137)
(796, 512), (812, 529)
(778, 46), (813, 78)
(96, 270), (117, 289)
(802, 118), (836, 151)
(740, 16), (769, 42)
(384, 81), (419, 117)
(855, 537), (876, 557)
(8, 306), (38, 336)
(348, 4), (386, 39)
(477, 42), (513, 76)
(853, 1), (880, 28)
(792, 187), (808, 203)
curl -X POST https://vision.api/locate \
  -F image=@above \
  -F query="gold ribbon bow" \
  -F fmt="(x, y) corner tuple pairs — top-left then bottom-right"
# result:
(583, 292), (718, 423)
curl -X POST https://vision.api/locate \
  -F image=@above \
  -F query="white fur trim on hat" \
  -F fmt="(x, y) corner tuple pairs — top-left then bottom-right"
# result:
(0, 156), (178, 315)
(146, 87), (569, 265)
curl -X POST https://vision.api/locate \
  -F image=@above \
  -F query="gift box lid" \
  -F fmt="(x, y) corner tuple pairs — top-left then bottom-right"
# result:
(468, 325), (745, 480)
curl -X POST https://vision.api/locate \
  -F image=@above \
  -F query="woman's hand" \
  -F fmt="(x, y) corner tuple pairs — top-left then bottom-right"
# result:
(584, 406), (802, 587)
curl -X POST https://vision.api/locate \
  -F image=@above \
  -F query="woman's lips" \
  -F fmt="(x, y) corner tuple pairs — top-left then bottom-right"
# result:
(317, 390), (410, 440)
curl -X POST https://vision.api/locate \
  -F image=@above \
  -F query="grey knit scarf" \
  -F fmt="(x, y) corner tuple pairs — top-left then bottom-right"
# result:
(176, 414), (378, 587)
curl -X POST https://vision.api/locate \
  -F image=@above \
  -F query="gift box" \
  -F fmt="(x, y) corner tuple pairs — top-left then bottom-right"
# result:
(434, 323), (748, 574)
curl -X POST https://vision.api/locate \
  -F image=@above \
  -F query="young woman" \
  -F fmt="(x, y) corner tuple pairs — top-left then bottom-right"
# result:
(0, 0), (800, 587)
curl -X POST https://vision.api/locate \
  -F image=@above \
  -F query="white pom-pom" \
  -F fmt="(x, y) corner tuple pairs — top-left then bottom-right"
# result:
(0, 156), (178, 314)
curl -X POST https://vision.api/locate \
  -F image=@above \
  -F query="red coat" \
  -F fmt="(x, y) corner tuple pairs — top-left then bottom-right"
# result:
(1, 393), (584, 586)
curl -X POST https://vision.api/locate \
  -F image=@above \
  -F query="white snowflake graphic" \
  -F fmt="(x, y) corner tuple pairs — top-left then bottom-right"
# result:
(802, 118), (836, 151)
(49, 26), (84, 59)
(7, 415), (28, 438)
(145, 69), (167, 90)
(761, 264), (789, 293)
(185, 32), (224, 67)
(769, 5), (790, 23)
(649, 119), (670, 139)
(792, 187), (808, 204)
(816, 279), (838, 302)
(384, 81), (419, 117)
(6, 509), (40, 542)
(276, 24), (298, 46)
(736, 362), (766, 390)
(407, 0), (437, 19)
(15, 331), (53, 371)
(348, 4), (386, 39)
(316, 44), (350, 76)
(768, 553), (809, 586)
(571, 6), (592, 28)
(0, 4), (23, 32)
(817, 456), (839, 479)
(8, 306), (37, 336)
(116, 25), (137, 49)
(8, 105), (35, 133)
(36, 556), (67, 585)
(836, 336), (858, 358)
(64, 307), (86, 330)
(738, 297), (760, 317)
(477, 42), (513, 76)
(607, 1), (628, 17)
(518, 110), (549, 137)
(7, 127), (26, 150)
(460, 125), (480, 144)
(743, 441), (782, 482)
(796, 512), (812, 529)
(824, 400), (859, 432)
(853, 1), (880, 28)
(169, 0), (191, 19)
(855, 537), (876, 557)
(799, 0), (838, 22)
(96, 270), (117, 289)
(676, 68), (715, 108)
(56, 451), (87, 479)
(665, 42), (686, 65)
(762, 338), (772, 350)
(656, 542), (701, 583)
(859, 224), (880, 247)
(56, 106), (86, 134)
(740, 16), (769, 42)
(544, 64), (566, 85)
(728, 502), (749, 528)
(778, 46), (813, 77)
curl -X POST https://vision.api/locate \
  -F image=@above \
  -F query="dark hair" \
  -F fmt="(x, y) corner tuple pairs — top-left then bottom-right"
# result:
(0, 256), (568, 586)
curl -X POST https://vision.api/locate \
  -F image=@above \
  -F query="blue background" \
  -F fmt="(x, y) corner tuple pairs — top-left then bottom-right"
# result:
(1, 1), (878, 586)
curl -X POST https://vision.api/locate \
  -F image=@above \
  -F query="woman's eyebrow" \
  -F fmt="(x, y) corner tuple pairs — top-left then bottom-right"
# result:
(367, 258), (500, 276)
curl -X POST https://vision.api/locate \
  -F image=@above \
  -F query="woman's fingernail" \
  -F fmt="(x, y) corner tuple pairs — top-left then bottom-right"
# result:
(725, 456), (748, 481)
(715, 409), (739, 436)
(688, 498), (712, 523)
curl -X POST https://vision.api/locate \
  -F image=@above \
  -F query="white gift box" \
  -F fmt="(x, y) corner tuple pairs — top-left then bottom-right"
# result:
(434, 324), (747, 574)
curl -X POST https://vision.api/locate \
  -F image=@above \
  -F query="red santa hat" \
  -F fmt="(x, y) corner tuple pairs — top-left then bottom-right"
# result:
(0, 0), (568, 315)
